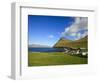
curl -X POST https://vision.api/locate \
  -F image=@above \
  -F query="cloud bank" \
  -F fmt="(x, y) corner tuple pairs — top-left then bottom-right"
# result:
(62, 17), (88, 40)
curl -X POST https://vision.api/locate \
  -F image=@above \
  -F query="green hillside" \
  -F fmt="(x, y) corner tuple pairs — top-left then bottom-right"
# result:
(53, 36), (88, 48)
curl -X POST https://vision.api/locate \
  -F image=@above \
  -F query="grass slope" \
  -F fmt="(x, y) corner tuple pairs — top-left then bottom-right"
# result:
(28, 52), (87, 66)
(54, 36), (88, 48)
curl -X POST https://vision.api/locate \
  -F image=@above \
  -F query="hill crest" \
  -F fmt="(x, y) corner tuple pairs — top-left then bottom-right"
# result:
(53, 36), (88, 48)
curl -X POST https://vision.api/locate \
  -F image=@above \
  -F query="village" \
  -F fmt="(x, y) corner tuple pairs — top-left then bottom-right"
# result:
(64, 47), (88, 57)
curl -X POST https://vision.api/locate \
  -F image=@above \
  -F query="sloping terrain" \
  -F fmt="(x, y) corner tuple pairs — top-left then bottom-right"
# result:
(53, 36), (88, 48)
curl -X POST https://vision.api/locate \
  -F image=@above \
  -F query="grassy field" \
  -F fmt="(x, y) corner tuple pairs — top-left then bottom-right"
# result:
(28, 52), (88, 66)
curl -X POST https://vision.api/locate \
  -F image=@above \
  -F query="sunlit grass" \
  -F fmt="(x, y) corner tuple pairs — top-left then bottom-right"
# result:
(28, 52), (88, 66)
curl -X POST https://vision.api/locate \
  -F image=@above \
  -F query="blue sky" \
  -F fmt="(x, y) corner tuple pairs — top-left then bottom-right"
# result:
(28, 15), (88, 47)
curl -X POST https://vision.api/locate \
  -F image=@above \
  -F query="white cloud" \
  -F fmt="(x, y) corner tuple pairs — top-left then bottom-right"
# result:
(48, 35), (54, 39)
(62, 17), (88, 40)
(76, 33), (82, 40)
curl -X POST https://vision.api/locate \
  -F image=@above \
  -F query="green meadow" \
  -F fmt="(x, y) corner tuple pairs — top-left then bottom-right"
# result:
(28, 52), (88, 66)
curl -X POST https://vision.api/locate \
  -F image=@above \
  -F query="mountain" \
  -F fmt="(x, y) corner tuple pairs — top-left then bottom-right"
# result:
(29, 44), (51, 48)
(53, 36), (88, 48)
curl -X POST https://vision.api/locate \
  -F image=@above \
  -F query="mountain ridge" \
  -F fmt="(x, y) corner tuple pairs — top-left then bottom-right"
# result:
(29, 44), (51, 48)
(53, 36), (88, 48)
